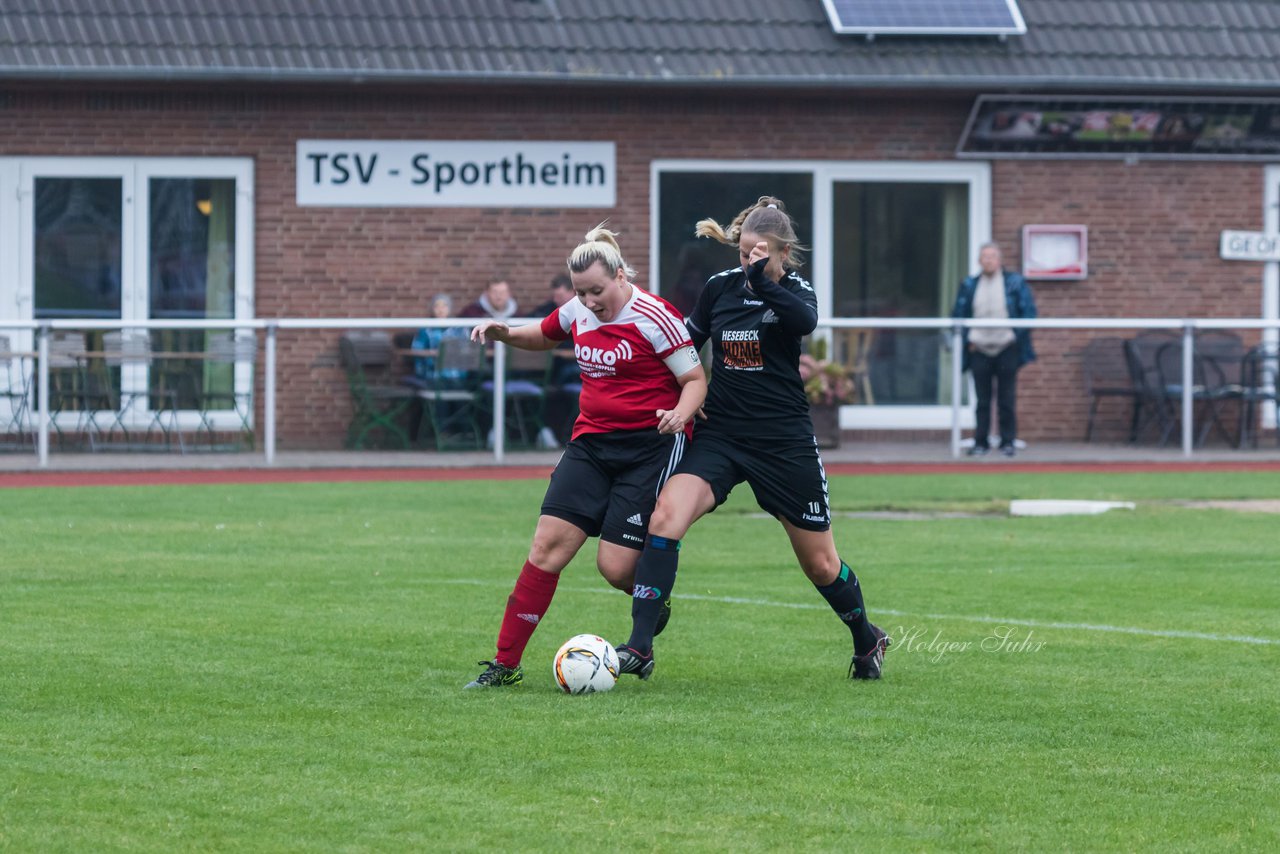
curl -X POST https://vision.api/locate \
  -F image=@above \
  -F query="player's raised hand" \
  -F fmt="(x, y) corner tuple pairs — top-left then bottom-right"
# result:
(746, 242), (771, 290)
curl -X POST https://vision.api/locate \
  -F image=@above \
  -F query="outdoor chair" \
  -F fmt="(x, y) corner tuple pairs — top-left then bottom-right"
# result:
(104, 329), (191, 452)
(1080, 337), (1139, 442)
(836, 328), (876, 404)
(339, 331), (418, 449)
(1153, 335), (1244, 447)
(420, 336), (486, 451)
(1193, 331), (1247, 445)
(1123, 332), (1178, 443)
(391, 330), (416, 381)
(44, 331), (104, 450)
(482, 345), (550, 448)
(0, 335), (33, 448)
(1239, 343), (1280, 447)
(193, 332), (256, 450)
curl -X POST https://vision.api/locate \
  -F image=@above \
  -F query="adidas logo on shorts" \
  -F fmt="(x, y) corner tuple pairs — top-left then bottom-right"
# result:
(626, 514), (643, 526)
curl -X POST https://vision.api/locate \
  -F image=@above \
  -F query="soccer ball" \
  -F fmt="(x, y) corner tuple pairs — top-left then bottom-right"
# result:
(553, 634), (619, 694)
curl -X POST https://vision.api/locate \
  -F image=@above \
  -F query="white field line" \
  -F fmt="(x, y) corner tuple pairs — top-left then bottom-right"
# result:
(435, 578), (1280, 647)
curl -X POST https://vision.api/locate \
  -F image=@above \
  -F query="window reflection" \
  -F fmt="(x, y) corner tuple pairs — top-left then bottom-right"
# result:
(657, 172), (813, 317)
(149, 178), (238, 410)
(150, 177), (236, 321)
(832, 182), (969, 405)
(34, 178), (123, 319)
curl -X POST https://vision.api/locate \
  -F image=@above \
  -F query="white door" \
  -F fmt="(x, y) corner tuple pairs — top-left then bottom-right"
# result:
(5, 157), (254, 435)
(18, 160), (136, 432)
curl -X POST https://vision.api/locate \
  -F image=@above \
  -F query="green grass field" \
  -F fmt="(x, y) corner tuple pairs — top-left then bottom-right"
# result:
(3, 471), (1278, 851)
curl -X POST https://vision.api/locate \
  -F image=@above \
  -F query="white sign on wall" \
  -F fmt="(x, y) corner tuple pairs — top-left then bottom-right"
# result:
(296, 140), (616, 208)
(1220, 230), (1280, 262)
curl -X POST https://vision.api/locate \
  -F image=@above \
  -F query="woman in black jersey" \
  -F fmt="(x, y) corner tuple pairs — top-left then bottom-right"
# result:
(614, 196), (890, 682)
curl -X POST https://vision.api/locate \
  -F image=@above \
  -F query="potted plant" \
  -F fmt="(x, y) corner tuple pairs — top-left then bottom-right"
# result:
(799, 338), (856, 449)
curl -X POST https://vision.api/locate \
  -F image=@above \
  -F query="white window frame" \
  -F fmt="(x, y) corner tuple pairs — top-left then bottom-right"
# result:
(0, 156), (255, 431)
(650, 159), (991, 430)
(0, 158), (22, 337)
(136, 159), (256, 430)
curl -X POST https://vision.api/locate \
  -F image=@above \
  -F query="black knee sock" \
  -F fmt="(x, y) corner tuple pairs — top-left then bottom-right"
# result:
(626, 534), (680, 654)
(815, 559), (877, 655)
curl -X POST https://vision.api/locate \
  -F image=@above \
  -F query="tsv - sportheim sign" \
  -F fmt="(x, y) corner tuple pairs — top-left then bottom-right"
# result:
(1220, 230), (1280, 262)
(297, 140), (616, 207)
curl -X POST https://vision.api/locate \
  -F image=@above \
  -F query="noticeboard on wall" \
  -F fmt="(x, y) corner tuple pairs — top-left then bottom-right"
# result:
(1022, 225), (1087, 280)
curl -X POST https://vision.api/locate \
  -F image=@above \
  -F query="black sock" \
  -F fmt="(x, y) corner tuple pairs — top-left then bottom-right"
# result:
(626, 534), (680, 654)
(815, 559), (877, 655)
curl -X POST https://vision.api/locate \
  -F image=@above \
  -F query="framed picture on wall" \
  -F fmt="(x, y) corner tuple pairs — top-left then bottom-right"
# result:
(1022, 224), (1088, 280)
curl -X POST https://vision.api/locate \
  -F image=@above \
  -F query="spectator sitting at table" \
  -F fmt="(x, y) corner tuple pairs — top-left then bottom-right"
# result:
(403, 293), (470, 390)
(458, 277), (519, 321)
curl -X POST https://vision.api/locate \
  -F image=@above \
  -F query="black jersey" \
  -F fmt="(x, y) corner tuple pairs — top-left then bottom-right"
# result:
(686, 265), (819, 439)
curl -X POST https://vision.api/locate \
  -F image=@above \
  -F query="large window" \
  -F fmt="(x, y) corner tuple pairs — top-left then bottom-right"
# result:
(1, 157), (254, 430)
(149, 177), (239, 410)
(656, 170), (814, 317)
(34, 178), (123, 320)
(832, 181), (969, 405)
(150, 178), (237, 322)
(653, 160), (990, 429)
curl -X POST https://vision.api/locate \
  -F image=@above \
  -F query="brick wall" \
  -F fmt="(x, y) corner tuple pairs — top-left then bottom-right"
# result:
(0, 85), (1272, 447)
(992, 159), (1269, 442)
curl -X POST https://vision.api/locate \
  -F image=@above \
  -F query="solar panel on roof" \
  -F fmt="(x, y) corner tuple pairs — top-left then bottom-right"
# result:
(822, 0), (1027, 36)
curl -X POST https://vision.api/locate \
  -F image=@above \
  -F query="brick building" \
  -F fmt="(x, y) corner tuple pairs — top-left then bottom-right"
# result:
(1, 1), (1278, 447)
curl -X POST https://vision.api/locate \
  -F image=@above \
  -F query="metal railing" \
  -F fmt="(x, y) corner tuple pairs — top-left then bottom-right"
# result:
(2, 316), (1278, 467)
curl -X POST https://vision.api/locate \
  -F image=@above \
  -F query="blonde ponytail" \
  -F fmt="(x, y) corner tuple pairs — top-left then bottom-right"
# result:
(695, 196), (806, 269)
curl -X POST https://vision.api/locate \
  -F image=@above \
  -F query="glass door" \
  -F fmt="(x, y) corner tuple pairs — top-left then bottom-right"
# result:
(19, 159), (136, 433)
(11, 157), (254, 439)
(816, 162), (991, 430)
(143, 174), (239, 420)
(830, 180), (968, 404)
(137, 159), (254, 435)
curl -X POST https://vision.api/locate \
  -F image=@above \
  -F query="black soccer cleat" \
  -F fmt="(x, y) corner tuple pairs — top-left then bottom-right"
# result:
(849, 624), (891, 680)
(464, 660), (523, 689)
(614, 643), (655, 680)
(653, 598), (673, 638)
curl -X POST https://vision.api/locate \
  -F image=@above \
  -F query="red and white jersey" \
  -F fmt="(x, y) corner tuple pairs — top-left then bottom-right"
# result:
(541, 285), (700, 439)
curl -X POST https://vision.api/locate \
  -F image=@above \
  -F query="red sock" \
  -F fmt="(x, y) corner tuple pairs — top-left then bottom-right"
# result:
(495, 560), (560, 668)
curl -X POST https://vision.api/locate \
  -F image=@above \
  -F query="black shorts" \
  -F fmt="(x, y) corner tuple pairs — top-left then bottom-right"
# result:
(674, 430), (831, 532)
(541, 428), (687, 549)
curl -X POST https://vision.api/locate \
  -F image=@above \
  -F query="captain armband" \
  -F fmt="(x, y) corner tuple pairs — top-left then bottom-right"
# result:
(664, 344), (703, 376)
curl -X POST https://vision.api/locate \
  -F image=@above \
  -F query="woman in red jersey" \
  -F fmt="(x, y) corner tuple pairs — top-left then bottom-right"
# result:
(464, 226), (706, 689)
